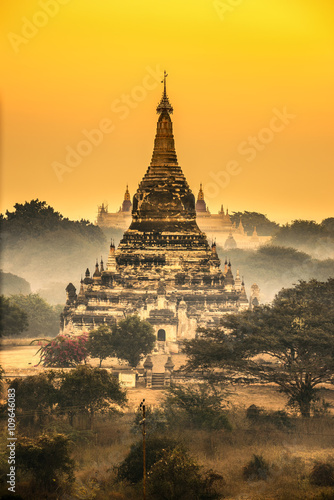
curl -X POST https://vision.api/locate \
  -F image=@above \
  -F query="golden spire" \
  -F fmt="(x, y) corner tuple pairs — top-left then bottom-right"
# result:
(124, 184), (130, 201)
(156, 70), (173, 115)
(198, 183), (204, 201)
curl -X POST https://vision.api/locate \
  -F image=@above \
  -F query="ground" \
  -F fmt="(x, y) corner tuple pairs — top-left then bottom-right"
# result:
(1, 341), (334, 413)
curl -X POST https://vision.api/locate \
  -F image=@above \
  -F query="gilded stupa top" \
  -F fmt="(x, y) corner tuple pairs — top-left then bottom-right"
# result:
(156, 71), (173, 115)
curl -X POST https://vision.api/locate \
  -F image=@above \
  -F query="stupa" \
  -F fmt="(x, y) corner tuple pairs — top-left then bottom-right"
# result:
(62, 73), (250, 349)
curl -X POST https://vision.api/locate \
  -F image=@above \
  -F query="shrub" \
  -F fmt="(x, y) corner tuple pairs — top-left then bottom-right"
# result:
(163, 383), (231, 431)
(309, 461), (334, 487)
(56, 365), (127, 428)
(246, 404), (292, 429)
(116, 436), (179, 484)
(35, 332), (88, 367)
(242, 454), (270, 481)
(16, 433), (75, 491)
(148, 447), (224, 500)
(9, 372), (57, 426)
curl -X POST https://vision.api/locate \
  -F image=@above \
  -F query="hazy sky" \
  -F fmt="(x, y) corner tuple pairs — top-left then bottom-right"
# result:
(1, 0), (333, 224)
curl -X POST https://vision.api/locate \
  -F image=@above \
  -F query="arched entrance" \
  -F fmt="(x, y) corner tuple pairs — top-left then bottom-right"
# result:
(157, 329), (166, 342)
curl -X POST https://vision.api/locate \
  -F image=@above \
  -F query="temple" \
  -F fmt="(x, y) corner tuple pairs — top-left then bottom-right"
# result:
(62, 74), (256, 351)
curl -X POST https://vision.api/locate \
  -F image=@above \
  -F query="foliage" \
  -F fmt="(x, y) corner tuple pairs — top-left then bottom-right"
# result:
(0, 271), (31, 295)
(8, 293), (62, 337)
(113, 315), (156, 368)
(0, 295), (28, 337)
(242, 454), (270, 481)
(272, 219), (334, 258)
(87, 325), (115, 367)
(1, 199), (102, 240)
(273, 219), (329, 245)
(35, 333), (88, 367)
(10, 372), (57, 425)
(0, 199), (107, 303)
(246, 404), (292, 429)
(183, 279), (334, 418)
(116, 436), (179, 484)
(309, 461), (334, 487)
(148, 447), (224, 500)
(216, 243), (334, 304)
(16, 433), (75, 491)
(56, 365), (127, 427)
(230, 211), (279, 236)
(162, 383), (231, 431)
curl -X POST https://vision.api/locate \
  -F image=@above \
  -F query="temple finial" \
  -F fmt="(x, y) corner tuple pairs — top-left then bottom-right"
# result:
(162, 70), (168, 96)
(156, 70), (173, 115)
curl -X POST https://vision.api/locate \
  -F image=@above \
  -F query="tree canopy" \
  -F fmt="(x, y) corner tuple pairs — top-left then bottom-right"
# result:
(112, 315), (156, 368)
(229, 211), (279, 236)
(183, 279), (334, 417)
(87, 325), (116, 367)
(57, 365), (127, 427)
(9, 294), (61, 337)
(0, 199), (107, 304)
(0, 295), (28, 337)
(272, 219), (334, 259)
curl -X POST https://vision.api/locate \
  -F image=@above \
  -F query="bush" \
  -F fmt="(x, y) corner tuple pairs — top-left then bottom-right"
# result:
(35, 332), (88, 367)
(16, 433), (75, 491)
(148, 447), (224, 500)
(10, 372), (57, 426)
(116, 436), (179, 484)
(309, 461), (334, 487)
(163, 383), (231, 431)
(246, 404), (292, 429)
(56, 365), (127, 428)
(242, 454), (270, 481)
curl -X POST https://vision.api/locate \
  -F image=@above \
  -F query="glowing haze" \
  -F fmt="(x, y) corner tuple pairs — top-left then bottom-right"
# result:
(1, 0), (333, 224)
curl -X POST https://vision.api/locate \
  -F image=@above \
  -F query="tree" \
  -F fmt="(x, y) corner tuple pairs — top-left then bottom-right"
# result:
(0, 199), (107, 305)
(16, 433), (75, 492)
(229, 211), (279, 236)
(113, 315), (156, 368)
(148, 447), (224, 500)
(9, 294), (61, 337)
(116, 436), (179, 484)
(183, 279), (334, 418)
(0, 295), (28, 337)
(56, 365), (127, 427)
(162, 383), (231, 431)
(87, 325), (115, 367)
(34, 333), (88, 367)
(321, 217), (334, 234)
(272, 219), (327, 245)
(10, 372), (57, 425)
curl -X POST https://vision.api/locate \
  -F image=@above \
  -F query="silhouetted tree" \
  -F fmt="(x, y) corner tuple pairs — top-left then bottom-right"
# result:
(230, 211), (279, 236)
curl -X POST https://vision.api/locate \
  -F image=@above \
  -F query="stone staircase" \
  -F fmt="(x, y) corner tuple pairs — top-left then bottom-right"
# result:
(152, 373), (165, 388)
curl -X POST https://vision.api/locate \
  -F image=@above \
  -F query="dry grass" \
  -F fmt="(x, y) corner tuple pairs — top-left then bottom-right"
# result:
(52, 404), (334, 500)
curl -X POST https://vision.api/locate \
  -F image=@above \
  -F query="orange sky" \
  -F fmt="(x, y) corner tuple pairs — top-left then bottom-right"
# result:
(1, 0), (333, 224)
